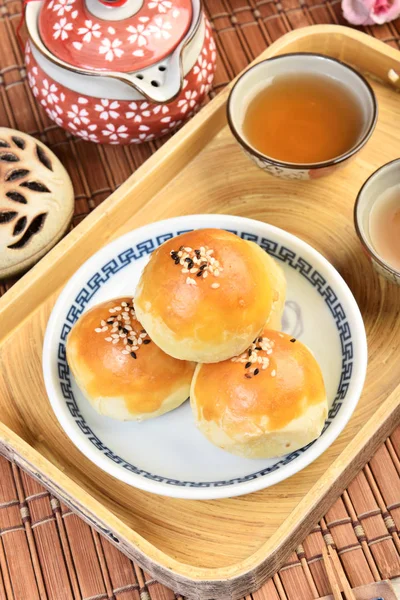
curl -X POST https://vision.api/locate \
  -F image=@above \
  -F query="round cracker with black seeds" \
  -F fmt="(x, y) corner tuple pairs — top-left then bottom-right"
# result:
(0, 128), (74, 279)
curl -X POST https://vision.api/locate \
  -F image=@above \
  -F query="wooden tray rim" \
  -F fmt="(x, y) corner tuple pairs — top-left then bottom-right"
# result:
(1, 24), (400, 598)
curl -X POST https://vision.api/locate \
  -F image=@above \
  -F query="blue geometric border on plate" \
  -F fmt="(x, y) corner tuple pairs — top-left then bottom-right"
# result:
(57, 229), (353, 488)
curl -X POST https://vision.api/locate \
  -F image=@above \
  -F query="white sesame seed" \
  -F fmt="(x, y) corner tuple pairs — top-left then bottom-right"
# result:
(214, 270), (220, 277)
(140, 332), (147, 338)
(186, 277), (197, 286)
(262, 364), (268, 370)
(112, 339), (119, 344)
(100, 320), (106, 327)
(94, 328), (102, 333)
(271, 370), (276, 377)
(105, 337), (112, 342)
(211, 282), (220, 289)
(115, 306), (122, 311)
(111, 334), (119, 339)
(121, 350), (130, 354)
(203, 271), (208, 278)
(109, 308), (115, 313)
(101, 326), (108, 332)
(190, 267), (197, 273)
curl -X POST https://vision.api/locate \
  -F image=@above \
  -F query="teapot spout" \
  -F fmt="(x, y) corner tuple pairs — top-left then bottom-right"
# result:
(118, 52), (184, 103)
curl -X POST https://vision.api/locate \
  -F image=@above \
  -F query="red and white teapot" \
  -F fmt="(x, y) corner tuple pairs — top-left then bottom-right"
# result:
(24, 0), (216, 144)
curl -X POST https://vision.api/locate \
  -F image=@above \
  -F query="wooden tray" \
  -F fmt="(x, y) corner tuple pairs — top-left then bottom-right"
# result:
(1, 24), (400, 600)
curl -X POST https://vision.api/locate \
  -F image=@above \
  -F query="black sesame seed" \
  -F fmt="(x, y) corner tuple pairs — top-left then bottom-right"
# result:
(245, 373), (252, 379)
(196, 271), (203, 277)
(141, 329), (146, 333)
(130, 352), (137, 359)
(254, 368), (259, 376)
(174, 258), (180, 265)
(195, 250), (201, 258)
(107, 319), (114, 324)
(199, 264), (207, 270)
(185, 257), (191, 263)
(255, 346), (262, 351)
(122, 328), (129, 334)
(290, 338), (296, 343)
(143, 339), (151, 344)
(188, 260), (194, 269)
(245, 361), (252, 369)
(258, 337), (263, 342)
(127, 339), (133, 345)
(248, 349), (252, 356)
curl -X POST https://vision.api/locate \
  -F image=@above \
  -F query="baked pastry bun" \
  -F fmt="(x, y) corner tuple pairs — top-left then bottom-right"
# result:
(66, 297), (195, 421)
(135, 229), (286, 363)
(190, 329), (328, 458)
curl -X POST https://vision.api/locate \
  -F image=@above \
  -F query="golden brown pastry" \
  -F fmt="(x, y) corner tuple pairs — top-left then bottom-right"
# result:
(66, 297), (195, 421)
(135, 229), (286, 363)
(190, 329), (328, 458)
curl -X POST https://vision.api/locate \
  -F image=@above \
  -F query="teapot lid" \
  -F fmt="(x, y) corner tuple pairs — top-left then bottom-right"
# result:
(38, 0), (193, 73)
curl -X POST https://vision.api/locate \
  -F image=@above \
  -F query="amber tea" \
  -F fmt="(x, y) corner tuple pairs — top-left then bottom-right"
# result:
(243, 73), (364, 164)
(370, 185), (400, 272)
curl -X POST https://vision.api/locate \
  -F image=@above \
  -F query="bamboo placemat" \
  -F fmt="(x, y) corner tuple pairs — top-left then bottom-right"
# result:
(0, 0), (400, 597)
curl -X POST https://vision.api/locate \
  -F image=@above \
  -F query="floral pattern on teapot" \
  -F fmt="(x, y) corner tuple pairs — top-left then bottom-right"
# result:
(25, 21), (216, 145)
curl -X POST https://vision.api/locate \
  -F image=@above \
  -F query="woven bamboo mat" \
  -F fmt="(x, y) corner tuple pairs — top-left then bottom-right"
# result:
(0, 0), (400, 597)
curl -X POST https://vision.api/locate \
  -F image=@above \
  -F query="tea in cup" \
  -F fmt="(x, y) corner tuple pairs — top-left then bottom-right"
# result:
(227, 53), (377, 180)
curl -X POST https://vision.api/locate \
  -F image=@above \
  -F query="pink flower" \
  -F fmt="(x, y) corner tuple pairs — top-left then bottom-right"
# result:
(342, 0), (400, 25)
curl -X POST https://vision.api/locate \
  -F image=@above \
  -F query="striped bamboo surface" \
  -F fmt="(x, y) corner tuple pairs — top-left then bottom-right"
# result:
(0, 0), (400, 597)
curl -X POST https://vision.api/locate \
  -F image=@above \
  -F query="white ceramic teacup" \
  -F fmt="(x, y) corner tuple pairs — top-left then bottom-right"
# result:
(354, 158), (400, 285)
(227, 53), (377, 180)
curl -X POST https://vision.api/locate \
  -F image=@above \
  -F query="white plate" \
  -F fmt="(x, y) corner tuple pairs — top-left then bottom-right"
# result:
(43, 215), (368, 500)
